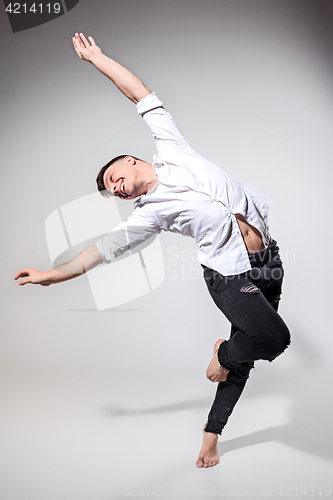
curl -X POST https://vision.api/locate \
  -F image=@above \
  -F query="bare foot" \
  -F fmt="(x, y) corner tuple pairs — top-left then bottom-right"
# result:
(196, 425), (219, 468)
(206, 339), (230, 382)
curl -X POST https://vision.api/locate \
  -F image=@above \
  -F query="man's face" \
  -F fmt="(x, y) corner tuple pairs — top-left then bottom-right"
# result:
(103, 157), (140, 200)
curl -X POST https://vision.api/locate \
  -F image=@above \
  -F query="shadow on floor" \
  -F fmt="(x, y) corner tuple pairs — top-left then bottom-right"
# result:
(104, 398), (211, 415)
(102, 332), (333, 463)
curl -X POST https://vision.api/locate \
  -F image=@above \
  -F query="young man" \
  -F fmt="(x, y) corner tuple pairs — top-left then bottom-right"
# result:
(15, 33), (290, 468)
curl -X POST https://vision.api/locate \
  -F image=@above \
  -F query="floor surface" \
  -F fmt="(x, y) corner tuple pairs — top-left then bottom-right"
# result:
(1, 363), (332, 500)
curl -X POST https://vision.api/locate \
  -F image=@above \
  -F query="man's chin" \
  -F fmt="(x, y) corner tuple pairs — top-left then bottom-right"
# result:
(119, 192), (134, 200)
(125, 188), (139, 199)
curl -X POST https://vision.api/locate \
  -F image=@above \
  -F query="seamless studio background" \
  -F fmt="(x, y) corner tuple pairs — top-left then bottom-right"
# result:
(1, 1), (333, 499)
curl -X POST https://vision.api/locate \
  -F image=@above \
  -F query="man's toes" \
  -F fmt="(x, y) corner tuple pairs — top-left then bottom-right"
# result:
(196, 458), (204, 468)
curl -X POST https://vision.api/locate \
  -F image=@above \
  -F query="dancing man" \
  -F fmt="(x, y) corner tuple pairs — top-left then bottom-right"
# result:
(15, 33), (290, 468)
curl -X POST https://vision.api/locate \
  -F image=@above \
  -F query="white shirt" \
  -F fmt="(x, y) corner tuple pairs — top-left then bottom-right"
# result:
(95, 93), (271, 276)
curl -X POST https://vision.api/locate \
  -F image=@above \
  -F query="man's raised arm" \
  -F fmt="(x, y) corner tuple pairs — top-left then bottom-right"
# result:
(72, 33), (151, 104)
(14, 245), (102, 286)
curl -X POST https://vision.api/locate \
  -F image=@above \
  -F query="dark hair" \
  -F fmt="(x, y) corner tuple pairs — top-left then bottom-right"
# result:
(96, 155), (142, 197)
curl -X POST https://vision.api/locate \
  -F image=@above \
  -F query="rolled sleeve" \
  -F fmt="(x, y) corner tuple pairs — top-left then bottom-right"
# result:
(95, 206), (160, 264)
(94, 238), (116, 264)
(136, 92), (164, 116)
(136, 92), (193, 156)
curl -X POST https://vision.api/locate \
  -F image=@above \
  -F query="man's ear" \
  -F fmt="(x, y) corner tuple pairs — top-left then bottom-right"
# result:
(124, 156), (136, 165)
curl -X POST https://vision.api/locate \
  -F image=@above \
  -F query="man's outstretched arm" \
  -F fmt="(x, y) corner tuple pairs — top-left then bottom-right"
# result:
(14, 245), (102, 286)
(72, 33), (151, 104)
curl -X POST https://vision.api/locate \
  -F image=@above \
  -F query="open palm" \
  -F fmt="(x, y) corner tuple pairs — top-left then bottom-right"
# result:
(72, 33), (102, 63)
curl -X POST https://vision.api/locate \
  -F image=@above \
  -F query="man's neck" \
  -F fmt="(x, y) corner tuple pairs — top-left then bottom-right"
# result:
(139, 161), (159, 195)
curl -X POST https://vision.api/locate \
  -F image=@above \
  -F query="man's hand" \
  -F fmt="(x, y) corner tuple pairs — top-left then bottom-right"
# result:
(14, 268), (53, 286)
(72, 33), (102, 63)
(15, 245), (102, 287)
(72, 32), (151, 104)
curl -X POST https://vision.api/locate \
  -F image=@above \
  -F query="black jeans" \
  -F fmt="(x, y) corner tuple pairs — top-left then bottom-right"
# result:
(203, 240), (290, 435)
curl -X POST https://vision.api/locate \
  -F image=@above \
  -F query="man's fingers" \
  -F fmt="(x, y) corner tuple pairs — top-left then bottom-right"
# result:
(74, 32), (85, 49)
(73, 36), (82, 50)
(72, 38), (83, 58)
(14, 269), (29, 280)
(79, 33), (90, 48)
(74, 32), (81, 44)
(18, 278), (30, 286)
(14, 269), (32, 285)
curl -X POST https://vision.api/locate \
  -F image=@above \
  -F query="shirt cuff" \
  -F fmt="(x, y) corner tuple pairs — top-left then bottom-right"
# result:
(136, 92), (164, 116)
(94, 241), (113, 264)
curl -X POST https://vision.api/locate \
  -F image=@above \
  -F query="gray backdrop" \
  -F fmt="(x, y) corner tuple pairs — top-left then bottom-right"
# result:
(1, 0), (333, 498)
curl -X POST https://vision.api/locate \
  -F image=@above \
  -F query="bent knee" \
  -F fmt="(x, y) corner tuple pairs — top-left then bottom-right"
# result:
(280, 324), (291, 350)
(268, 325), (291, 359)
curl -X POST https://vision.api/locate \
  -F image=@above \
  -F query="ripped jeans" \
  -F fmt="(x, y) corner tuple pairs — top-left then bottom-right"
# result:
(203, 240), (290, 435)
